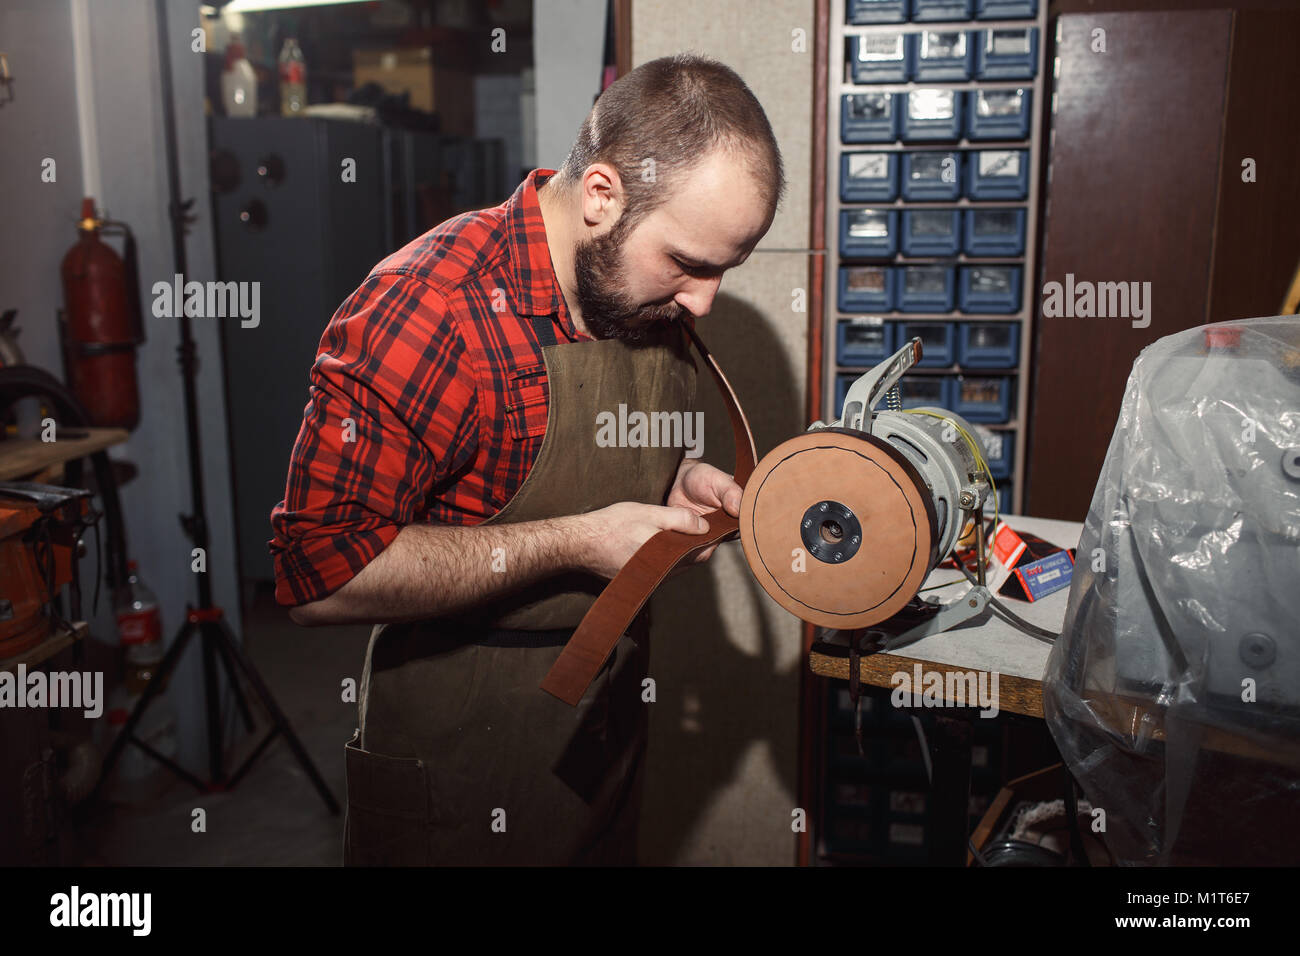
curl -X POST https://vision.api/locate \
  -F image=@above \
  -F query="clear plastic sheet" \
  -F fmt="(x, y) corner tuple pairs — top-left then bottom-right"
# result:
(1043, 316), (1300, 865)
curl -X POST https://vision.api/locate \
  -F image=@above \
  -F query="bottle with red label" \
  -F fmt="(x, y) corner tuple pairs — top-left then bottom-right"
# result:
(278, 37), (307, 116)
(102, 559), (177, 803)
(221, 33), (258, 117)
(115, 559), (165, 694)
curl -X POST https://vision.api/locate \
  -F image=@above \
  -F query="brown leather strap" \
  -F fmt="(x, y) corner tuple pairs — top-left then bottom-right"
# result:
(678, 319), (758, 489)
(540, 320), (757, 705)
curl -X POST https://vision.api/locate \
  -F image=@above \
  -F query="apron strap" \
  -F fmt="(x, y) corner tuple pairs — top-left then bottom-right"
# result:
(530, 314), (558, 348)
(541, 318), (757, 706)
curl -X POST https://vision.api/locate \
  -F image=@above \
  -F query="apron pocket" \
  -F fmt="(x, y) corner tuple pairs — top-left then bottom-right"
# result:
(343, 730), (431, 866)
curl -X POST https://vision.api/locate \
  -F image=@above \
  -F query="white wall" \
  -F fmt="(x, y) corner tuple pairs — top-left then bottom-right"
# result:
(0, 0), (86, 359)
(532, 0), (607, 170)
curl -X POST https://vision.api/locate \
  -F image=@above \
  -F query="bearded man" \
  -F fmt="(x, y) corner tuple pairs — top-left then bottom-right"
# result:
(270, 52), (784, 865)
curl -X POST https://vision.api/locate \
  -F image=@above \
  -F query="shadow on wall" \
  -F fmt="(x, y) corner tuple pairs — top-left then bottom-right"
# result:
(642, 289), (806, 865)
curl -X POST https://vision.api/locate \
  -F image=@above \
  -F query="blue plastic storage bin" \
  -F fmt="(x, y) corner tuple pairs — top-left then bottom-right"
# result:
(847, 0), (908, 23)
(975, 0), (1037, 20)
(912, 30), (973, 82)
(966, 87), (1031, 140)
(974, 28), (1038, 80)
(901, 209), (961, 257)
(839, 265), (897, 312)
(911, 0), (974, 21)
(898, 375), (952, 410)
(973, 425), (1014, 479)
(964, 148), (1029, 199)
(997, 481), (1013, 514)
(837, 319), (894, 366)
(840, 209), (899, 258)
(897, 266), (956, 312)
(958, 321), (1020, 368)
(835, 373), (859, 414)
(901, 150), (963, 200)
(897, 321), (956, 366)
(962, 207), (1026, 256)
(849, 33), (912, 84)
(841, 152), (900, 202)
(951, 374), (1012, 422)
(842, 92), (902, 143)
(902, 89), (964, 142)
(958, 265), (1022, 313)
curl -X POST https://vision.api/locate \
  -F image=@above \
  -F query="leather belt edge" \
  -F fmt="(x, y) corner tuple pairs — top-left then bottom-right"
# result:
(540, 319), (757, 705)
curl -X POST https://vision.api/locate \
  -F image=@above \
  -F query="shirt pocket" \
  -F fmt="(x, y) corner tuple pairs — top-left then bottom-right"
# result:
(504, 367), (550, 441)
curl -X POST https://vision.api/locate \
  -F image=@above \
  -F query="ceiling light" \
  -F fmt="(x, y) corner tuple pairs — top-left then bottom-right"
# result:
(223, 0), (375, 13)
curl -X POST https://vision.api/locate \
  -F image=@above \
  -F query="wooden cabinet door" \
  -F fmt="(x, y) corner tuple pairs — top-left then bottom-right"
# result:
(1026, 11), (1231, 520)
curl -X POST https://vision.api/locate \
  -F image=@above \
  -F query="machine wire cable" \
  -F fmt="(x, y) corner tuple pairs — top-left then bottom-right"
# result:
(955, 560), (1060, 644)
(898, 408), (1001, 530)
(895, 408), (1061, 643)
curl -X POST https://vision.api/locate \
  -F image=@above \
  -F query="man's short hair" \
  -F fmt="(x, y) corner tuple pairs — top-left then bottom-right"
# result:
(556, 53), (786, 228)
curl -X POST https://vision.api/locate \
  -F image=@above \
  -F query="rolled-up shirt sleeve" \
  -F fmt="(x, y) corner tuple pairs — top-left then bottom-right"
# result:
(269, 271), (479, 607)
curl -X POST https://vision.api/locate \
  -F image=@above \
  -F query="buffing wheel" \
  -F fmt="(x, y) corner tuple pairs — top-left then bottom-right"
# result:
(739, 428), (939, 630)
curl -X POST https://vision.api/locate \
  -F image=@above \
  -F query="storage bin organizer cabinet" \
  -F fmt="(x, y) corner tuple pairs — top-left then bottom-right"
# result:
(828, 0), (1045, 529)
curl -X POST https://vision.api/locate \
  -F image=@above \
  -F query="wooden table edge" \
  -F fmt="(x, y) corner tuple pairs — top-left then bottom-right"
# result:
(0, 621), (89, 673)
(0, 427), (130, 481)
(810, 647), (1045, 719)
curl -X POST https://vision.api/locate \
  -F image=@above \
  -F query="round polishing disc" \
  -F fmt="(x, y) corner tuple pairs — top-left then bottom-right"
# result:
(739, 429), (936, 630)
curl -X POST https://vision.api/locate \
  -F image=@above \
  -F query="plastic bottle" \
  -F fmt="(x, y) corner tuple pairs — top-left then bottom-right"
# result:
(117, 560), (172, 691)
(221, 35), (257, 117)
(99, 684), (179, 805)
(116, 561), (159, 646)
(278, 38), (307, 116)
(104, 560), (178, 803)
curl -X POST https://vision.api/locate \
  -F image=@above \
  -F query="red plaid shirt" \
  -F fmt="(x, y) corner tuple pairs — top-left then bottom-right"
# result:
(270, 169), (593, 607)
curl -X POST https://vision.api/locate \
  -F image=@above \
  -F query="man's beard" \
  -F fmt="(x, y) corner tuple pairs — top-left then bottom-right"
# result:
(572, 216), (685, 343)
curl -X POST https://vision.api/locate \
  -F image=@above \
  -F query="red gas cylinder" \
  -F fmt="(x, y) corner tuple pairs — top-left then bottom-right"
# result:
(59, 198), (141, 430)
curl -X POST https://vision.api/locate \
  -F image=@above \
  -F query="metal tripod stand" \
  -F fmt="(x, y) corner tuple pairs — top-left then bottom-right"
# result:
(92, 0), (337, 813)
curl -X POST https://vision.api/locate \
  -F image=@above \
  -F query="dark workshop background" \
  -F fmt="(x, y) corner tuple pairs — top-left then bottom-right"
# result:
(0, 0), (1296, 866)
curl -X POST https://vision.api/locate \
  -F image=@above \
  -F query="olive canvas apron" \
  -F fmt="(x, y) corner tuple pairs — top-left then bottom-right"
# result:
(343, 315), (696, 866)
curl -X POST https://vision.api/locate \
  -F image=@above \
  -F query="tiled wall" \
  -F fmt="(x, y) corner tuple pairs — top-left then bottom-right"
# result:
(633, 0), (814, 866)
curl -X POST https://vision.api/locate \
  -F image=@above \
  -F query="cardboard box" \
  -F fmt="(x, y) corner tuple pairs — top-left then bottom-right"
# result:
(352, 48), (475, 136)
(990, 521), (1075, 602)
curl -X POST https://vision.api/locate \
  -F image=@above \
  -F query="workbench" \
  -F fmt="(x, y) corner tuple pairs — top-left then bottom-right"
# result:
(0, 425), (131, 603)
(810, 514), (1084, 718)
(0, 427), (128, 482)
(0, 621), (90, 674)
(0, 428), (126, 864)
(808, 513), (1083, 865)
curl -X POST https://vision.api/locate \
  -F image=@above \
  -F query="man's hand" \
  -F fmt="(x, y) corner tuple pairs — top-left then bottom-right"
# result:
(667, 459), (743, 517)
(575, 502), (711, 580)
(665, 459), (744, 566)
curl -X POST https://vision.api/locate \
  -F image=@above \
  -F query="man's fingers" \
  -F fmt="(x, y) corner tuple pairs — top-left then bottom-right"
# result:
(698, 465), (742, 517)
(666, 506), (709, 534)
(722, 485), (743, 517)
